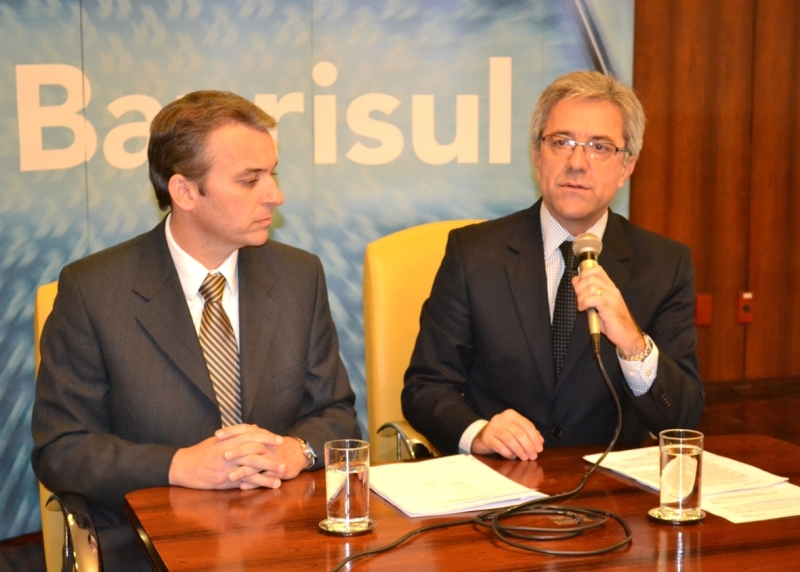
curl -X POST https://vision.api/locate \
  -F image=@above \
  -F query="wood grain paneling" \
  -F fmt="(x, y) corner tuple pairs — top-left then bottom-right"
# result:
(746, 0), (800, 378)
(632, 0), (755, 382)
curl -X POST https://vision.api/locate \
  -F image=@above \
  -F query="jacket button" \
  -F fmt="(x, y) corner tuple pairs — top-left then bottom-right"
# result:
(552, 426), (563, 438)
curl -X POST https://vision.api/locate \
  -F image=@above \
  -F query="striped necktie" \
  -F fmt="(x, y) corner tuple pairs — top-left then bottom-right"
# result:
(552, 240), (578, 380)
(198, 273), (242, 427)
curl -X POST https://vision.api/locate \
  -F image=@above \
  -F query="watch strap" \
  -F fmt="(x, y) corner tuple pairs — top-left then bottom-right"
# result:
(292, 436), (317, 469)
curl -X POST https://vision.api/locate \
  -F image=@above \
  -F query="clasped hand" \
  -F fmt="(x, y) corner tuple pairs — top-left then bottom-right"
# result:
(169, 424), (307, 491)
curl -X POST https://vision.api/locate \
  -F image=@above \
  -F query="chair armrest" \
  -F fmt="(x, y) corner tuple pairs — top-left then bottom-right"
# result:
(46, 492), (102, 572)
(377, 420), (438, 460)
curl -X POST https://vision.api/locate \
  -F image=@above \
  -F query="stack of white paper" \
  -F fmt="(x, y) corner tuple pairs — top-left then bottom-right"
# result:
(369, 455), (547, 518)
(583, 447), (800, 523)
(583, 448), (787, 494)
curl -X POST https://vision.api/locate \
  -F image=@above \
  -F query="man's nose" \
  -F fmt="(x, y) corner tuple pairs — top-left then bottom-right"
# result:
(566, 143), (590, 169)
(264, 183), (284, 206)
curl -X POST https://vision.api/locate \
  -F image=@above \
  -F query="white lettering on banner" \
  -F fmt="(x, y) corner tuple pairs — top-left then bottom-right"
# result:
(16, 64), (98, 172)
(412, 94), (479, 165)
(313, 61), (338, 164)
(489, 56), (512, 164)
(103, 95), (162, 169)
(15, 57), (513, 172)
(254, 93), (305, 148)
(314, 94), (337, 164)
(345, 94), (404, 165)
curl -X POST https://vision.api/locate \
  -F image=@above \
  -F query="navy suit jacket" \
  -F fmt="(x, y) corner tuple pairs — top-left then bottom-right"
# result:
(402, 201), (703, 455)
(32, 219), (359, 518)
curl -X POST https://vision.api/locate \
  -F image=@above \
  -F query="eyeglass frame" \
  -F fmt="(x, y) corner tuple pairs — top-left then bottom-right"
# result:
(537, 134), (630, 162)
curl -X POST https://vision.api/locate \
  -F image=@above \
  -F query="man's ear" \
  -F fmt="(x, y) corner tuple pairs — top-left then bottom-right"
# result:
(531, 144), (542, 184)
(168, 174), (198, 213)
(617, 155), (638, 189)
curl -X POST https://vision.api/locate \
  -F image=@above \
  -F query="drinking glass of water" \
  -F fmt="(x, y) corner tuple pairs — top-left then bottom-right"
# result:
(649, 429), (706, 523)
(319, 439), (376, 536)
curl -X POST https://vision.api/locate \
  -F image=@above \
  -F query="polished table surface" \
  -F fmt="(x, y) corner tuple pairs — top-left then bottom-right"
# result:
(125, 435), (800, 571)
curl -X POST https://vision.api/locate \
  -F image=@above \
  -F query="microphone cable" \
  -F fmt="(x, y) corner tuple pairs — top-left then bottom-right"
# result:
(329, 346), (632, 571)
(472, 348), (631, 556)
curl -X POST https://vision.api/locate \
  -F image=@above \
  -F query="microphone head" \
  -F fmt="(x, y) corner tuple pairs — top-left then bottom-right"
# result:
(573, 233), (603, 258)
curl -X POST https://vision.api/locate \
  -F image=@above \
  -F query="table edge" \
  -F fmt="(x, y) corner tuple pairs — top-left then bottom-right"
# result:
(124, 497), (169, 572)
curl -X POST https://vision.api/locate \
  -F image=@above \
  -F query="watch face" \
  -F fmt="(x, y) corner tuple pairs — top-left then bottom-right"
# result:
(295, 437), (316, 467)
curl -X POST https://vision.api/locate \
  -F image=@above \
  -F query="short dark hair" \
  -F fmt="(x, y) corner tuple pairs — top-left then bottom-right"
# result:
(148, 90), (277, 211)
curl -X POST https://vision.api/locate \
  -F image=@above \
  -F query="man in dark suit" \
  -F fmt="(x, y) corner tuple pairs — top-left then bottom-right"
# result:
(402, 71), (703, 459)
(31, 91), (360, 570)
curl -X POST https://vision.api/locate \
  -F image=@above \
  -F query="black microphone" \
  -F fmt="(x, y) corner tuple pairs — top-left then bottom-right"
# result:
(572, 233), (603, 354)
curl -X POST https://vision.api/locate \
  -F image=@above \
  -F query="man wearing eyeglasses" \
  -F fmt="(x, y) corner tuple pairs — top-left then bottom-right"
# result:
(402, 70), (703, 460)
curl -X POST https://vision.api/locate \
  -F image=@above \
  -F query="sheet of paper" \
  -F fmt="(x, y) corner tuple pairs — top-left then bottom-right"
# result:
(583, 446), (797, 523)
(702, 483), (800, 523)
(369, 455), (547, 518)
(583, 447), (787, 495)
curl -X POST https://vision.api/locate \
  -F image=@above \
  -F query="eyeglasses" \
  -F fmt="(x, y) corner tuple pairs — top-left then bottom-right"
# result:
(539, 134), (629, 162)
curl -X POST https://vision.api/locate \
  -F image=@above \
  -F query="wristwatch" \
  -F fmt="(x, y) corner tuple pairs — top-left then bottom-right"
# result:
(617, 334), (654, 362)
(292, 436), (317, 469)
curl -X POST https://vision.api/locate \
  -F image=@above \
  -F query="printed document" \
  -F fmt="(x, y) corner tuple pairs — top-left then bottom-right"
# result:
(701, 483), (800, 523)
(584, 447), (800, 523)
(583, 447), (787, 495)
(370, 455), (546, 517)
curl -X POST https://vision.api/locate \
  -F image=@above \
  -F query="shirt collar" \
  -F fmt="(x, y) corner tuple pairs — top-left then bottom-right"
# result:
(540, 203), (609, 260)
(164, 213), (239, 301)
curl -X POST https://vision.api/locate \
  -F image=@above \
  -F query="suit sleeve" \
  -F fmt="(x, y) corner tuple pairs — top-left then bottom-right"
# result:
(282, 257), (361, 466)
(31, 266), (177, 514)
(402, 230), (483, 455)
(628, 244), (704, 433)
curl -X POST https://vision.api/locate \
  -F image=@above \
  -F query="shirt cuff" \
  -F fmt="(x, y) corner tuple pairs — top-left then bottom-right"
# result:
(459, 419), (489, 454)
(619, 334), (659, 396)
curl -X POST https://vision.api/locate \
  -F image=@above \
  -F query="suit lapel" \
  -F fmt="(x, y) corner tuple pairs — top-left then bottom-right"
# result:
(558, 211), (632, 383)
(505, 202), (558, 395)
(133, 220), (217, 406)
(237, 247), (279, 422)
(596, 211), (632, 292)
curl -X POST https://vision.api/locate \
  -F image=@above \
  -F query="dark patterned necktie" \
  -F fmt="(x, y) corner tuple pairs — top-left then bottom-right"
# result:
(198, 273), (242, 427)
(552, 240), (578, 380)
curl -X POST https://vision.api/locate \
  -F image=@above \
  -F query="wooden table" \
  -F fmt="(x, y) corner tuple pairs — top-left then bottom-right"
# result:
(125, 435), (800, 571)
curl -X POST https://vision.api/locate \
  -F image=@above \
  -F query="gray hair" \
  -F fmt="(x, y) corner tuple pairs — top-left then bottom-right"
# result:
(529, 70), (646, 156)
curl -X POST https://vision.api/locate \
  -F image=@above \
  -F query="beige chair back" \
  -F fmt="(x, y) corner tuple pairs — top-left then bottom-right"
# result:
(363, 220), (483, 461)
(34, 281), (63, 572)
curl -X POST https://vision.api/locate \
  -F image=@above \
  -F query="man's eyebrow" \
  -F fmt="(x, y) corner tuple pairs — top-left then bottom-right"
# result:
(236, 164), (277, 176)
(550, 130), (616, 143)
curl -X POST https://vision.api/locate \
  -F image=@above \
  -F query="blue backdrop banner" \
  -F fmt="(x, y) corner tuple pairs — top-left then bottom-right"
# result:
(0, 0), (633, 539)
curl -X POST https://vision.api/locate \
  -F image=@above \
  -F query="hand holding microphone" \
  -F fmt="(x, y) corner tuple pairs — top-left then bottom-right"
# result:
(571, 233), (647, 357)
(572, 233), (603, 353)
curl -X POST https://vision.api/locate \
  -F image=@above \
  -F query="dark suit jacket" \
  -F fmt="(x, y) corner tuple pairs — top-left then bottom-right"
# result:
(31, 219), (359, 518)
(402, 201), (703, 455)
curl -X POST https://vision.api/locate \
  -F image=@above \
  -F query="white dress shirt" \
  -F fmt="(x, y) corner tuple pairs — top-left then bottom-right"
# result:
(164, 214), (241, 349)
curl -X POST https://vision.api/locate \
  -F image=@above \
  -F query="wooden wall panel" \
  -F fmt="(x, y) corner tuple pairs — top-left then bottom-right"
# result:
(631, 0), (755, 382)
(746, 0), (800, 378)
